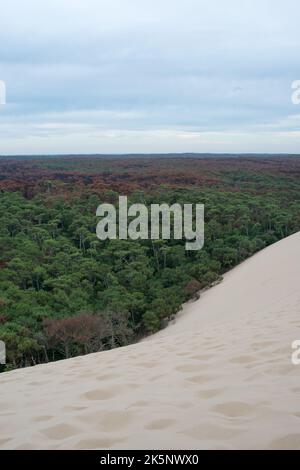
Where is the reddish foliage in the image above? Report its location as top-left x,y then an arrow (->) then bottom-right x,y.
43,314 -> 107,357
1,155 -> 299,199
184,279 -> 202,298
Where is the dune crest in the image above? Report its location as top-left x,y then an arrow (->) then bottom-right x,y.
0,232 -> 300,450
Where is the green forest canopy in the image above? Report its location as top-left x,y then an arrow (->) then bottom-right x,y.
0,156 -> 299,370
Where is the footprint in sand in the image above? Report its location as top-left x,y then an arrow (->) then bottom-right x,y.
190,354 -> 213,361
269,434 -> 300,450
74,437 -> 125,450
144,419 -> 175,430
64,405 -> 87,412
96,374 -> 116,381
186,375 -> 213,384
175,364 -> 202,373
41,423 -> 79,440
230,355 -> 257,364
0,411 -> 14,417
14,443 -> 36,450
82,389 -> 116,401
0,438 -> 12,447
212,401 -> 256,418
77,410 -> 134,432
124,383 -> 141,390
128,400 -> 149,408
197,388 -> 224,399
28,380 -> 49,386
176,351 -> 191,357
252,341 -> 274,350
136,362 -> 157,368
182,422 -> 243,440
149,374 -> 164,381
32,415 -> 53,423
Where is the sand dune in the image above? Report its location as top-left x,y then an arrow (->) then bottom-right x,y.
0,232 -> 300,450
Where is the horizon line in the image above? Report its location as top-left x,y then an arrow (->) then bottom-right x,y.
1,152 -> 300,159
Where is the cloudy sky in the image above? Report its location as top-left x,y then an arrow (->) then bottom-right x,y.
0,0 -> 300,155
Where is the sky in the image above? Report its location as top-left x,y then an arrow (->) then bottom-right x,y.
0,0 -> 300,155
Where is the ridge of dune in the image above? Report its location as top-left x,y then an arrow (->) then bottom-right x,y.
0,232 -> 300,450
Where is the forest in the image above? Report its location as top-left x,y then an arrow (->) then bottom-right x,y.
0,155 -> 300,371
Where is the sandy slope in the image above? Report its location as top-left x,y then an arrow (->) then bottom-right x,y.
0,232 -> 300,450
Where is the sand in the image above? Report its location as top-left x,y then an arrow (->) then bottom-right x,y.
0,232 -> 300,450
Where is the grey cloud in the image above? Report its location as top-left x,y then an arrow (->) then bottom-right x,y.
0,0 -> 300,153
